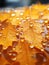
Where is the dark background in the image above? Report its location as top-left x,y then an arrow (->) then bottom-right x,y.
0,0 -> 49,8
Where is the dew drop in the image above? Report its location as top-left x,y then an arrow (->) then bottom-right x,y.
20,37 -> 25,43
12,41 -> 18,48
36,53 -> 47,65
0,33 -> 2,37
44,46 -> 49,53
44,20 -> 48,24
29,24 -> 33,28
20,12 -> 23,16
11,13 -> 15,16
12,57 -> 16,61
29,45 -> 34,49
16,33 -> 19,39
45,33 -> 49,40
8,51 -> 17,58
6,46 -> 12,52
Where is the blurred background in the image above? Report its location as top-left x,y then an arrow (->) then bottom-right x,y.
0,0 -> 49,8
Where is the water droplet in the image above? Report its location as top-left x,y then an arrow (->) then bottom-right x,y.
8,51 -> 17,58
36,53 -> 47,64
20,38 -> 25,42
41,49 -> 44,51
20,12 -> 23,16
47,8 -> 49,10
44,20 -> 48,24
2,49 -> 14,63
20,37 -> 25,42
0,20 -> 8,30
8,53 -> 12,56
11,13 -> 15,16
12,41 -> 18,48
16,33 -> 19,36
2,27 -> 5,30
20,31 -> 23,35
45,33 -> 49,40
15,25 -> 20,31
16,18 -> 19,20
40,12 -> 43,16
12,57 -> 16,61
29,22 -> 33,28
6,46 -> 12,52
20,27 -> 23,31
13,48 -> 16,51
16,33 -> 19,39
3,47 -> 7,50
44,46 -> 49,53
42,42 -> 46,46
47,25 -> 49,29
29,45 -> 34,49
26,16 -> 30,20
12,52 -> 17,57
31,54 -> 36,58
